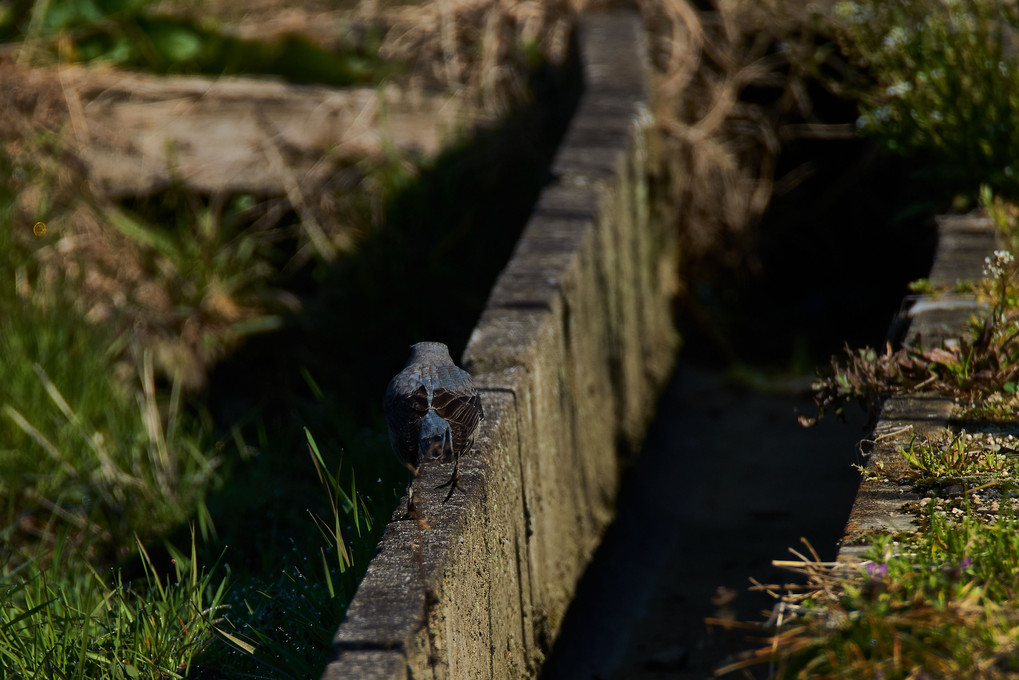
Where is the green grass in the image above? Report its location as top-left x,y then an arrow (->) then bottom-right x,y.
0,148 -> 235,677
2,0 -> 400,86
900,431 -> 1015,485
191,430 -> 386,679
0,158 -> 218,553
1,532 -> 227,680
0,157 -> 393,677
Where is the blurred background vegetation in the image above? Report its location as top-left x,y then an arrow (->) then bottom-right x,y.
3,0 -> 1019,677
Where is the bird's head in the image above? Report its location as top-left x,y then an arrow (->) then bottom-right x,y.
418,409 -> 454,464
408,341 -> 452,364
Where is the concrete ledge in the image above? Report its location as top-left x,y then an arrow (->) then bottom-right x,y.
324,11 -> 679,679
838,215 -> 998,562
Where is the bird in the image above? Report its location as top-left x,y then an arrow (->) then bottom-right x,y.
384,341 -> 484,506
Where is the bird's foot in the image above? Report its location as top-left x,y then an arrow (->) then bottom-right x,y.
404,504 -> 416,520
404,484 -> 422,520
435,470 -> 464,503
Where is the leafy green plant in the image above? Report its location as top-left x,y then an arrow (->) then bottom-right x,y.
831,0 -> 1019,196
1,0 -> 401,85
68,17 -> 401,85
2,0 -> 154,40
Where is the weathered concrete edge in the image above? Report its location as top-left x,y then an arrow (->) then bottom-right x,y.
838,214 -> 998,562
323,11 -> 679,679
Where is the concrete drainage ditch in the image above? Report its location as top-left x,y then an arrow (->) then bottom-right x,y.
837,215 -> 999,562
322,9 -> 1000,679
323,11 -> 680,680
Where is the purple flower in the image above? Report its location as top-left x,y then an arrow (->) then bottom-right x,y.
866,563 -> 888,578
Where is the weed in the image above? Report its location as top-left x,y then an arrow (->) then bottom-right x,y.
720,512 -> 1019,678
832,0 -> 1019,196
900,430 -> 1014,483
809,241 -> 1019,423
908,278 -> 939,295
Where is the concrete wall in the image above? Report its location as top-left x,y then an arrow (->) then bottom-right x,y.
838,214 -> 998,561
323,11 -> 680,679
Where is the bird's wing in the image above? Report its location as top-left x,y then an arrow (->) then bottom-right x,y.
384,379 -> 430,461
431,375 -> 483,455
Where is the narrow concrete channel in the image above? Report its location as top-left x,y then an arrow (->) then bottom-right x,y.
538,69 -> 942,676
539,362 -> 863,679
321,12 -> 945,675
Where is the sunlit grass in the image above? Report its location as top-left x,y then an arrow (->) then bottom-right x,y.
0,153 -> 222,553
0,531 -> 227,680
0,147 -> 235,676
900,431 -> 1015,483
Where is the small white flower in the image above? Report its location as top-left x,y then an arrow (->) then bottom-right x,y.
886,81 -> 912,97
984,251 -> 1014,279
883,27 -> 908,49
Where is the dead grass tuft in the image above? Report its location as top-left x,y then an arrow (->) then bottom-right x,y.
644,0 -> 855,269
370,0 -> 580,113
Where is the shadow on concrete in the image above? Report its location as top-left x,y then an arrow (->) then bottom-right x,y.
542,84 -> 941,679
541,364 -> 864,679
191,47 -> 582,573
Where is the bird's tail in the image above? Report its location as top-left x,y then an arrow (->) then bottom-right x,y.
418,409 -> 454,464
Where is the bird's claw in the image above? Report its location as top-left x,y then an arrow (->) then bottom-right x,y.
435,472 -> 464,503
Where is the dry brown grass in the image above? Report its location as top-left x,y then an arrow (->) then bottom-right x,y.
354,0 -> 580,113
642,0 -> 854,269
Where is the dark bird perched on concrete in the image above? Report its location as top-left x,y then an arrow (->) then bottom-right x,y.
384,341 -> 484,505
